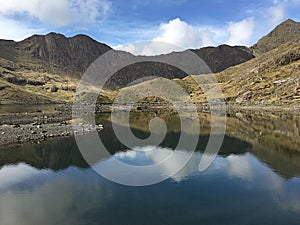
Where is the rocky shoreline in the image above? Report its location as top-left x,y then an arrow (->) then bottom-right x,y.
0,122 -> 73,147
1,102 -> 299,148
0,104 -> 104,148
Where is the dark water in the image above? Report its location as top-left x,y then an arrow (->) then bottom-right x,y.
0,113 -> 300,225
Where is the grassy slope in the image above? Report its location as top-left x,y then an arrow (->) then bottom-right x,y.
1,34 -> 300,106
252,19 -> 300,55
180,40 -> 300,105
109,40 -> 300,106
0,49 -> 79,104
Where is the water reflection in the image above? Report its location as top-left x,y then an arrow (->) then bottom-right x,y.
0,147 -> 300,225
0,112 -> 300,224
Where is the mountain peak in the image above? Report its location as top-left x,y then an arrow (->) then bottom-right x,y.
45,32 -> 66,38
23,32 -> 96,42
17,32 -> 111,74
252,19 -> 300,54
274,18 -> 298,30
282,18 -> 296,24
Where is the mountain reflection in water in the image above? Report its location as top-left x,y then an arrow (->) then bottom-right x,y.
0,112 -> 300,225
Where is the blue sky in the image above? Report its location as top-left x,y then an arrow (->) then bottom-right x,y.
0,0 -> 299,55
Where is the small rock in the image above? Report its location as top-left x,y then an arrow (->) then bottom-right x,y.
50,85 -> 58,92
13,124 -> 20,128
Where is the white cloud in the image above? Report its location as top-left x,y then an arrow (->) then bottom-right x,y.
145,18 -> 216,55
226,18 -> 255,46
268,4 -> 286,26
227,154 -> 253,180
153,18 -> 216,48
114,43 -> 142,55
116,18 -> 217,56
0,163 -> 46,189
0,167 -> 111,225
114,17 -> 257,56
0,0 -> 112,26
0,15 -> 42,41
115,0 -> 295,56
140,41 -> 185,56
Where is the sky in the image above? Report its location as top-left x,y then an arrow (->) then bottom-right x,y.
0,0 -> 299,55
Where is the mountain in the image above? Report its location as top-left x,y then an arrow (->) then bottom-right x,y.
252,19 -> 300,55
1,18 -> 299,105
192,45 -> 254,73
110,19 -> 300,105
0,32 -> 255,104
0,32 -> 254,75
174,39 -> 300,105
19,33 -> 112,75
0,32 -> 112,76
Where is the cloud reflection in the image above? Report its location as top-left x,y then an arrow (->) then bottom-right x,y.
227,154 -> 254,180
0,146 -> 299,225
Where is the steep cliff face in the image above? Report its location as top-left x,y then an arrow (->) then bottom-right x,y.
18,32 -> 112,74
192,45 -> 254,73
0,32 -> 254,76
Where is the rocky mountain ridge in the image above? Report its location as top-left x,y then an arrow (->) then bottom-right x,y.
252,19 -> 300,55
0,32 -> 254,76
0,19 -> 299,104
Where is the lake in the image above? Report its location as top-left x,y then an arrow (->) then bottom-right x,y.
0,112 -> 300,225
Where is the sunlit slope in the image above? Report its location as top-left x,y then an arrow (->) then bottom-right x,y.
180,40 -> 300,104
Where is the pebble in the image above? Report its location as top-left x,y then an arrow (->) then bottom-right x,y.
0,110 -> 104,145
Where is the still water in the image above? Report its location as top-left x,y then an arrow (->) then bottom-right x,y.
0,112 -> 300,225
